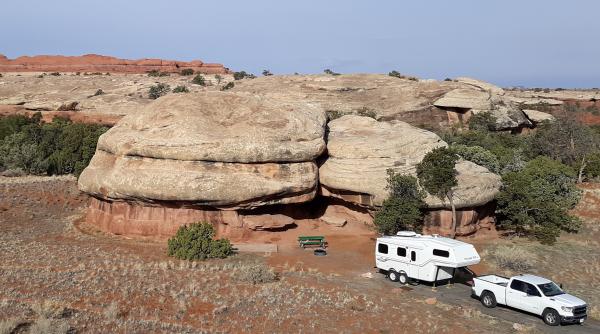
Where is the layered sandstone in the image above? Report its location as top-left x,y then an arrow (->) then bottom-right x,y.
78,92 -> 327,211
0,54 -> 229,74
319,115 -> 502,209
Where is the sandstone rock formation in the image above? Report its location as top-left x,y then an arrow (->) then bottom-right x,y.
523,109 -> 556,124
79,92 -> 327,209
320,115 -> 502,209
0,54 -> 229,74
433,81 -> 532,130
319,115 -> 502,236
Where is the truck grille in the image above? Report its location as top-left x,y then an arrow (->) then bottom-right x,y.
573,305 -> 587,317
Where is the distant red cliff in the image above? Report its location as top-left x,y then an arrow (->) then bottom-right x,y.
0,54 -> 230,74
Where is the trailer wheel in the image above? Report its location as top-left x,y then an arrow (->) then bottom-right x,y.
542,308 -> 560,326
480,291 -> 497,308
398,272 -> 409,285
388,270 -> 399,282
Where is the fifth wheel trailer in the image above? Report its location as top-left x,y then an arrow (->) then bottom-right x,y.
375,231 -> 481,284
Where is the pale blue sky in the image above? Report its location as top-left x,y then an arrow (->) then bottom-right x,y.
1,0 -> 599,88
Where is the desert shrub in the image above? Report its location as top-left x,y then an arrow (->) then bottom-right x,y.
355,107 -> 377,119
92,89 -> 104,97
29,317 -> 69,334
486,245 -> 537,272
221,82 -> 234,91
388,70 -> 404,78
49,72 -> 61,76
167,222 -> 235,260
496,156 -> 581,244
1,168 -> 26,177
233,71 -> 255,80
234,263 -> 277,284
374,171 -> 426,235
192,74 -> 206,86
214,74 -> 223,84
148,83 -> 170,99
528,117 -> 599,182
469,112 -> 497,131
326,110 -> 346,121
173,85 -> 189,93
262,69 -> 273,76
444,78 -> 453,81
450,144 -> 500,173
0,115 -> 108,176
323,69 -> 340,76
0,73 -> 2,78
584,152 -> 600,180
180,68 -> 194,76
57,101 -> 79,111
147,70 -> 169,77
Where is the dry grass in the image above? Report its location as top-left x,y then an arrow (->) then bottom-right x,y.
482,245 -> 537,273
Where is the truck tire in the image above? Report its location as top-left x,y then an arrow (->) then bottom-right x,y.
398,272 -> 409,285
480,291 -> 497,308
542,308 -> 560,326
388,270 -> 399,282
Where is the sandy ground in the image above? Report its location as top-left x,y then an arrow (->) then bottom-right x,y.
1,176 -> 598,333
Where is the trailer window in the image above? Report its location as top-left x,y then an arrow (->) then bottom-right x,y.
411,251 -> 416,262
378,243 -> 388,254
397,247 -> 406,257
433,249 -> 450,258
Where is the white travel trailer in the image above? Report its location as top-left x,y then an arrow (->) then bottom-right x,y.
375,231 -> 481,284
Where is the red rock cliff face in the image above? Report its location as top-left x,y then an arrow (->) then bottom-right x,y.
0,54 -> 229,74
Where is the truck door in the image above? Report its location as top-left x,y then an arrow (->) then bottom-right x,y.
506,279 -> 541,313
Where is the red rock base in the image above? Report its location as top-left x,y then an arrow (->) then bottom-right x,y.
423,203 -> 497,237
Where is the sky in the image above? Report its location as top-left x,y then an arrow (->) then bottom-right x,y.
1,0 -> 599,88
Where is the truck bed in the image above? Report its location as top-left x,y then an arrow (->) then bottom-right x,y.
475,275 -> 509,287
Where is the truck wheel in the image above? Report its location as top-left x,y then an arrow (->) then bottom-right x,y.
388,270 -> 399,282
398,272 -> 409,285
542,308 -> 560,326
480,291 -> 497,308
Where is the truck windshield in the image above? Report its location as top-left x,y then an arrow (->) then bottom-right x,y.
537,282 -> 564,297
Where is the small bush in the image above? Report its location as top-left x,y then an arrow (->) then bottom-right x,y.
356,107 -> 377,119
180,68 -> 194,76
1,168 -> 26,177
233,71 -> 256,80
326,110 -> 346,121
469,112 -> 497,131
173,85 -> 189,93
388,70 -> 405,78
444,78 -> 453,81
323,69 -> 340,76
214,74 -> 223,84
486,246 -> 536,272
192,74 -> 206,86
148,83 -> 170,99
234,263 -> 277,284
92,89 -> 104,97
49,72 -> 61,76
57,102 -> 79,111
167,222 -> 235,260
262,69 -> 273,76
221,82 -> 234,91
147,70 -> 169,77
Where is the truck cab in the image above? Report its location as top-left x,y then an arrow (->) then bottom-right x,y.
472,274 -> 587,326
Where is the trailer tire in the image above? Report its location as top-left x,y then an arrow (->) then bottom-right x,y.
398,272 -> 409,285
480,291 -> 497,308
542,308 -> 560,326
388,270 -> 399,282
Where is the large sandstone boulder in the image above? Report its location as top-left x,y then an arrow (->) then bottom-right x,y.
319,115 -> 502,209
79,92 -> 327,209
523,109 -> 556,124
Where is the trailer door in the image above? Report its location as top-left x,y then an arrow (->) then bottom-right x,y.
408,249 -> 419,278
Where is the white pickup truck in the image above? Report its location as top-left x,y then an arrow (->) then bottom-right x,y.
472,274 -> 587,326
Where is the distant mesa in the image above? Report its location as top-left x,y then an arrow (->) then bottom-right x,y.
0,53 -> 229,74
